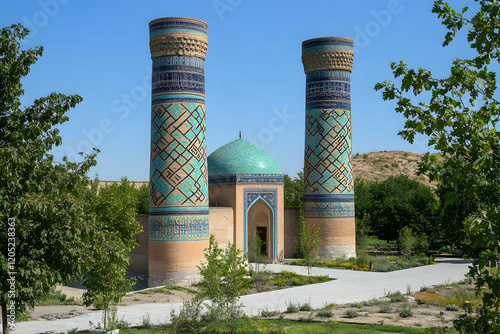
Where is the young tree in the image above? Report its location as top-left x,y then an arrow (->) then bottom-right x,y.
196,235 -> 250,332
375,0 -> 500,328
248,231 -> 268,292
294,210 -> 322,277
81,179 -> 142,330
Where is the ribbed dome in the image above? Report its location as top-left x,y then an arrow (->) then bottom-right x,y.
208,139 -> 282,175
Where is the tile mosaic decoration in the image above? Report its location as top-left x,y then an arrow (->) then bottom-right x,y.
302,37 -> 355,219
149,17 -> 209,241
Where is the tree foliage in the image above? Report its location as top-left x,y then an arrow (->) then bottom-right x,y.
284,171 -> 303,208
0,24 -> 141,333
196,235 -> 250,331
375,0 -> 500,327
354,175 -> 440,243
294,211 -> 321,276
81,178 -> 142,330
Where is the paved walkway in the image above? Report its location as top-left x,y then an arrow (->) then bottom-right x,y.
12,258 -> 471,334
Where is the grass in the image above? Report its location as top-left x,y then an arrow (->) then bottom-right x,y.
135,286 -> 197,295
72,318 -> 435,333
36,289 -> 80,306
411,280 -> 480,309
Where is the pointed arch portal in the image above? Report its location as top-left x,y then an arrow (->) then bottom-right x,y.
243,189 -> 277,260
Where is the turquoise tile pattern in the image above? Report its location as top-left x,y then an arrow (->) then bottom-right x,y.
208,139 -> 282,176
302,37 -> 355,219
149,17 -> 209,241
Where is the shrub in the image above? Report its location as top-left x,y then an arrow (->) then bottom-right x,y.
317,310 -> 333,318
285,303 -> 299,313
386,291 -> 406,303
344,309 -> 359,318
299,302 -> 312,311
445,304 -> 460,311
379,304 -> 393,313
399,306 -> 413,318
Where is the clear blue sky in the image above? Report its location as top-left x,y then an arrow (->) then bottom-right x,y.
1,0 -> 476,181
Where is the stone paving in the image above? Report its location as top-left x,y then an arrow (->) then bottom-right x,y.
11,258 -> 470,334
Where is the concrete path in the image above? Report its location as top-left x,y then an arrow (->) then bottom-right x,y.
12,258 -> 471,334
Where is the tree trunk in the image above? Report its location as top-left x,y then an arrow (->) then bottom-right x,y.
2,303 -> 10,334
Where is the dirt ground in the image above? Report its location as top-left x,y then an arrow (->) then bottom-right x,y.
24,283 -> 465,329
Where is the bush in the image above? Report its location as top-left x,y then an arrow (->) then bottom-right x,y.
445,304 -> 460,311
399,306 -> 413,318
299,302 -> 312,311
285,303 -> 299,313
386,291 -> 406,303
317,310 -> 333,318
344,309 -> 359,318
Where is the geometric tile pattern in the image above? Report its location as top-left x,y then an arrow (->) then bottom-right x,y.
243,188 -> 278,260
150,101 -> 208,207
304,108 -> 353,194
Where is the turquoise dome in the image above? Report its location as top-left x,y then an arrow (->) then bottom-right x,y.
208,139 -> 282,175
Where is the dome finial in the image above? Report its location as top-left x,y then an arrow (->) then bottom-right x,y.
239,131 -> 241,139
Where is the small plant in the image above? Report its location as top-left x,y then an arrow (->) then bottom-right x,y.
391,162 -> 399,167
415,297 -> 426,305
285,302 -> 299,313
322,303 -> 335,310
399,306 -> 413,318
260,309 -> 278,318
363,154 -> 368,159
386,291 -> 406,303
445,303 -> 460,311
139,313 -> 152,329
316,309 -> 333,318
299,302 -> 312,311
428,301 -> 439,307
344,309 -> 359,318
379,304 -> 393,313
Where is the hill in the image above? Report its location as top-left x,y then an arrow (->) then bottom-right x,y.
352,151 -> 443,187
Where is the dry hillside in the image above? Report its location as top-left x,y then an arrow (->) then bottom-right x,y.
352,151 -> 443,187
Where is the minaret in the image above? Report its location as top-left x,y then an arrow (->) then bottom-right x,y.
148,17 -> 209,286
301,37 -> 356,259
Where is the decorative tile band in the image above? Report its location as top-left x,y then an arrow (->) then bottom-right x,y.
149,214 -> 209,241
208,174 -> 284,185
149,17 -> 208,61
149,207 -> 209,215
304,201 -> 355,218
302,37 -> 354,73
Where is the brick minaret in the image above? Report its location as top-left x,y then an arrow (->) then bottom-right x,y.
301,37 -> 356,259
148,17 -> 209,286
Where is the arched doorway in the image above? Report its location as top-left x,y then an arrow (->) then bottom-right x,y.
247,198 -> 273,262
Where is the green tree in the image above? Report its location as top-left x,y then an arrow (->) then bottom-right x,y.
375,0 -> 500,329
284,171 -> 303,208
136,182 -> 149,214
0,24 -> 93,334
196,235 -> 250,332
247,231 -> 268,292
294,210 -> 322,277
81,178 -> 142,330
354,175 -> 440,243
398,226 -> 417,261
0,25 -> 142,334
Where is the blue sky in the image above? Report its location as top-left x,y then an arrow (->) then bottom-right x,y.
1,0 -> 476,181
